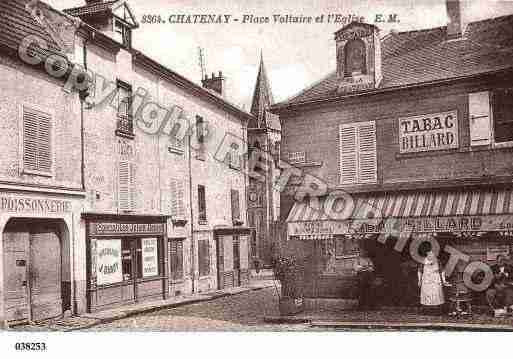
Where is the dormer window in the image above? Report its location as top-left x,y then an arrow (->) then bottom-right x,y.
344,39 -> 366,77
115,19 -> 131,48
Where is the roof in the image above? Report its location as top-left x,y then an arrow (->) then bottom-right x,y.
0,0 -> 64,58
275,15 -> 513,109
63,1 -> 118,17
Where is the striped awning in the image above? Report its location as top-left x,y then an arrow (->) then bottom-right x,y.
286,188 -> 513,238
287,188 -> 513,222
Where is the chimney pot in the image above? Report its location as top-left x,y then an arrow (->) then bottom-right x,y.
446,0 -> 462,39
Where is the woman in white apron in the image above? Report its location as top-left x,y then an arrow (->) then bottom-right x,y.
418,250 -> 448,314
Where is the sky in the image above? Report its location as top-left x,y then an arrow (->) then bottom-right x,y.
46,0 -> 513,109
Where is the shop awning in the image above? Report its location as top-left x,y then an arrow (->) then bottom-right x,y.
286,188 -> 513,238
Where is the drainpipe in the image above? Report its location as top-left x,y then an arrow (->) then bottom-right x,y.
188,130 -> 195,293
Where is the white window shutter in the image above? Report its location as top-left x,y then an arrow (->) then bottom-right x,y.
23,108 -> 39,171
177,179 -> 185,218
129,162 -> 137,210
339,124 -> 358,184
469,91 -> 491,146
170,178 -> 186,219
118,161 -> 130,211
357,121 -> 377,183
22,106 -> 52,173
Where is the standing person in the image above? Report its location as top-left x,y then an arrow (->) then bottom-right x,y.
355,252 -> 375,310
418,250 -> 449,315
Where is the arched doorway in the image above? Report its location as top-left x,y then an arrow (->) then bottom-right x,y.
3,218 -> 70,322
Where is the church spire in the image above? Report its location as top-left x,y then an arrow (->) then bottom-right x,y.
250,52 -> 274,128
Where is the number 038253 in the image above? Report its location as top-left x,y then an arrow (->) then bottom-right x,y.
14,342 -> 47,351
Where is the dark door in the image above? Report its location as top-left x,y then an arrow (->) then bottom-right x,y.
233,236 -> 241,287
216,235 -> 224,290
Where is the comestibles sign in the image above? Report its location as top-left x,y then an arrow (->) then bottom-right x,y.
398,110 -> 458,153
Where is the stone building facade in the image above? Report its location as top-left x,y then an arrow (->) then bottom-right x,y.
273,0 -> 513,305
0,0 -> 254,323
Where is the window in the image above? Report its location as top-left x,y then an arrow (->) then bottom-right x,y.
198,185 -> 207,223
119,161 -> 136,212
288,151 -> 306,164
344,39 -> 366,76
228,143 -> 241,169
21,105 -> 53,175
195,115 -> 206,160
169,135 -> 184,154
198,239 -> 210,276
170,178 -> 186,219
116,80 -> 133,137
231,189 -> 241,223
469,89 -> 513,147
169,239 -> 184,280
115,19 -> 131,48
493,89 -> 513,144
339,121 -> 377,185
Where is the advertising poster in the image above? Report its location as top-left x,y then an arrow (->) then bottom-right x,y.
142,237 -> 159,277
96,239 -> 122,285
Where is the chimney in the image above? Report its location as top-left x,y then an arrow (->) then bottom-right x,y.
446,0 -> 462,39
202,71 -> 224,96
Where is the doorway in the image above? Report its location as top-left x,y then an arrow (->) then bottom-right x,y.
233,236 -> 241,287
3,219 -> 66,322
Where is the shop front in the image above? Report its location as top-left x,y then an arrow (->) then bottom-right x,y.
84,214 -> 168,312
214,226 -> 252,290
0,192 -> 82,323
286,188 -> 513,305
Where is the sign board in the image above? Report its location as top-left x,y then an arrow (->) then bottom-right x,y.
487,245 -> 510,261
399,110 -> 458,153
96,239 -> 122,285
89,222 -> 165,236
0,196 -> 72,213
288,214 -> 513,238
142,238 -> 159,277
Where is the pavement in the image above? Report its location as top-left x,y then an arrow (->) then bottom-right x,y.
7,277 -> 513,331
7,279 -> 281,332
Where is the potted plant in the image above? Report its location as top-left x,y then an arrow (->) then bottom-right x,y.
274,256 -> 305,315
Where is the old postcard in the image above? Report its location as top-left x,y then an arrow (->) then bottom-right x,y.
1,0 -> 513,356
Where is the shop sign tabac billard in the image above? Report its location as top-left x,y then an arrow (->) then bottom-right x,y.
399,110 -> 459,153
96,239 -> 123,285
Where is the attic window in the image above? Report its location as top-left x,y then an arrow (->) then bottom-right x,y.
344,39 -> 366,77
115,19 -> 131,48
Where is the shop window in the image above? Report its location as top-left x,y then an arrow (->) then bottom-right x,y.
118,161 -> 136,212
170,178 -> 186,220
116,80 -> 133,137
139,238 -> 160,278
339,121 -> 377,185
335,236 -> 360,258
122,240 -> 133,281
21,104 -> 53,176
198,185 -> 207,223
114,19 -> 132,48
169,239 -> 184,280
231,189 -> 241,223
198,239 -> 210,276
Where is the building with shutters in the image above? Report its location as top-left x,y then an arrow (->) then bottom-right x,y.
0,0 -> 254,322
272,0 -> 513,305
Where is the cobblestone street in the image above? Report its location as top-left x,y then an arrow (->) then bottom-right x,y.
85,287 -> 309,331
